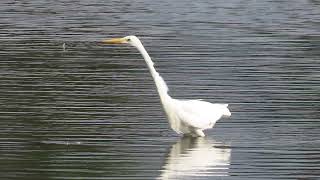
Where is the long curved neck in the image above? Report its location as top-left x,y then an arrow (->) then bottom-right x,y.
135,43 -> 171,102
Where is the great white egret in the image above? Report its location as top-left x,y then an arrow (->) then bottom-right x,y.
103,36 -> 231,137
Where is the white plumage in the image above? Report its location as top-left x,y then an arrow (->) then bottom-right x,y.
103,35 -> 231,137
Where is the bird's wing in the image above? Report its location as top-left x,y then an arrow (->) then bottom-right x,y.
175,100 -> 225,129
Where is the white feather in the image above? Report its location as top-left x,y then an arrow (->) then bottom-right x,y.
107,35 -> 231,137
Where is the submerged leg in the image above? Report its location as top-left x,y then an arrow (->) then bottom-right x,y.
195,129 -> 205,137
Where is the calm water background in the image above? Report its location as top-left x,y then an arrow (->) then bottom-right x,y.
1,0 -> 320,179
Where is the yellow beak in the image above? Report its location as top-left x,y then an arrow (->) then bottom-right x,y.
102,37 -> 126,44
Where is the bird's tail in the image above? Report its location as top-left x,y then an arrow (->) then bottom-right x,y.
222,104 -> 231,117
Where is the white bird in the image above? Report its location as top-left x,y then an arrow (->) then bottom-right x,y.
103,36 -> 231,137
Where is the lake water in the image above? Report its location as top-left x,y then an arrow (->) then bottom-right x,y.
1,0 -> 320,179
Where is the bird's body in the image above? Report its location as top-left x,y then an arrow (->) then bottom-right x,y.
103,36 -> 231,137
163,98 -> 230,137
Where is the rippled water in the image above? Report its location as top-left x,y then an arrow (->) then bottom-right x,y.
1,0 -> 320,179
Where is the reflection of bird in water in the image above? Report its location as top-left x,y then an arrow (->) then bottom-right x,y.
158,137 -> 231,179
62,43 -> 66,51
102,36 -> 231,137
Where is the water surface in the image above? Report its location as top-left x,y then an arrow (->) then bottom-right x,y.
1,0 -> 320,179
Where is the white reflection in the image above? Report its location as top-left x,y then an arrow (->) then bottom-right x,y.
159,137 -> 231,179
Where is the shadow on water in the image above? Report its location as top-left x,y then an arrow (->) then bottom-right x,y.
159,137 -> 231,179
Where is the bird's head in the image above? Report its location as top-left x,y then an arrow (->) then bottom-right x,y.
102,35 -> 142,48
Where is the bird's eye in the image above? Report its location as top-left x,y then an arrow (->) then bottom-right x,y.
127,38 -> 131,42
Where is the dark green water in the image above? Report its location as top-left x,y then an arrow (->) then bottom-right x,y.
1,0 -> 320,179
